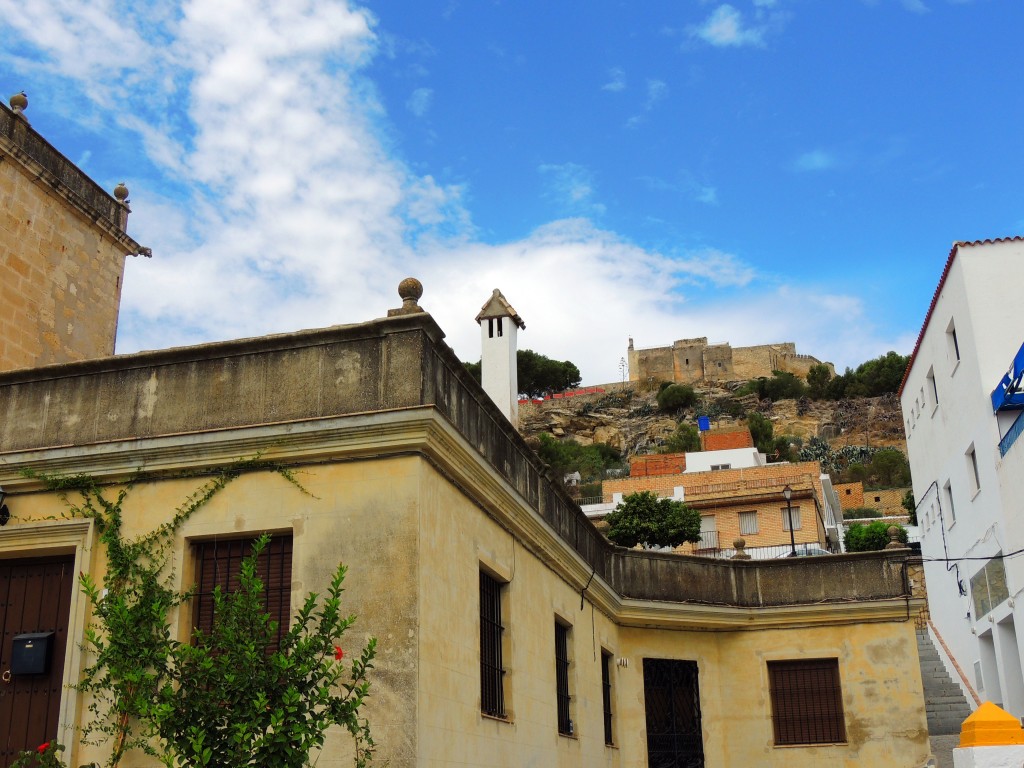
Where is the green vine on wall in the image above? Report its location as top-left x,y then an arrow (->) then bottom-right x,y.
14,459 -> 376,768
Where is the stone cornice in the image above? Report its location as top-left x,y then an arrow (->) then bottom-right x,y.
0,104 -> 145,257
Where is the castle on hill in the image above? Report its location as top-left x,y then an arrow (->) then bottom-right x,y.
628,336 -> 833,385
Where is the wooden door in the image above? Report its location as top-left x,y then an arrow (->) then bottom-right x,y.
0,556 -> 75,766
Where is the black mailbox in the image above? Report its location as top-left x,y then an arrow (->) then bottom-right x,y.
10,632 -> 55,675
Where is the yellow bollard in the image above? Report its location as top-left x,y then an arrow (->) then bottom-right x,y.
959,701 -> 1024,747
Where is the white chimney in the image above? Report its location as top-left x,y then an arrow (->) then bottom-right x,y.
475,288 -> 525,426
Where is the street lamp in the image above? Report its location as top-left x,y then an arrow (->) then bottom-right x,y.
783,484 -> 796,557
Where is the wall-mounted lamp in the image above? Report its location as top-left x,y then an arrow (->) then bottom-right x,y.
0,488 -> 8,526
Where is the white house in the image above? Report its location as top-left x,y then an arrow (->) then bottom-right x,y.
900,236 -> 1024,716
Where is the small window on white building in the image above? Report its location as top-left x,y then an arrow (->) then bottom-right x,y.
710,463 -> 731,471
780,506 -> 801,531
927,367 -> 939,407
967,445 -> 981,495
947,319 -> 961,366
739,511 -> 759,535
944,481 -> 956,524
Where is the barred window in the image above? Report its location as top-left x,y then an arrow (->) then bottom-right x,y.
192,535 -> 293,651
601,650 -> 614,745
768,659 -> 846,745
555,621 -> 572,735
480,571 -> 506,718
739,511 -> 759,536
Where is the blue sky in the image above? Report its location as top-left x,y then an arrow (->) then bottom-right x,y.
3,0 -> 1021,384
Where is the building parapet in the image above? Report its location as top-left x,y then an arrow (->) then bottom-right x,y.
0,310 -> 912,610
0,101 -> 144,254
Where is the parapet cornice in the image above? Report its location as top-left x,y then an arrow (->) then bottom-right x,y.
0,101 -> 145,256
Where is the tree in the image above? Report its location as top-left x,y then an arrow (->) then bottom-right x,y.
835,448 -> 911,489
825,352 -> 910,400
746,412 -> 774,455
659,423 -> 701,453
604,491 -> 702,549
806,364 -> 832,400
535,434 -> 622,483
737,372 -> 806,402
902,490 -> 917,525
463,350 -> 582,397
844,521 -> 908,552
656,384 -> 697,413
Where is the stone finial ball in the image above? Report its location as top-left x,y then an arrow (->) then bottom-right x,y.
113,182 -> 129,202
398,277 -> 423,302
9,92 -> 27,111
733,538 -> 746,550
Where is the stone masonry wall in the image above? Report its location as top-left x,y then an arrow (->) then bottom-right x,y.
0,103 -> 138,373
631,337 -> 832,385
0,158 -> 126,370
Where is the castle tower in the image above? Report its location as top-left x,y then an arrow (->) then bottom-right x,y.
476,288 -> 524,426
0,93 -> 149,372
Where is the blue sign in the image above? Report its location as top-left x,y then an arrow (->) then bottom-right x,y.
697,416 -> 711,432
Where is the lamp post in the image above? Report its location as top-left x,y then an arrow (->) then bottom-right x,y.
783,484 -> 797,557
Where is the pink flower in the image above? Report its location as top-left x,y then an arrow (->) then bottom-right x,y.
334,646 -> 344,660
37,743 -> 50,754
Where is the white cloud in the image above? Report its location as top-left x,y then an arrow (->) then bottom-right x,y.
602,67 -> 626,92
691,5 -> 766,48
901,0 -> 930,12
794,149 -> 836,172
406,87 -> 433,116
645,79 -> 668,109
538,163 -> 606,217
3,0 -> 899,384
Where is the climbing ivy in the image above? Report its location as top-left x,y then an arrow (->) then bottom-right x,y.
12,460 -> 375,768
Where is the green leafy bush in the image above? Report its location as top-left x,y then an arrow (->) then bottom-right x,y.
842,507 -> 882,519
659,423 -> 701,453
154,535 -> 376,768
737,371 -> 807,402
657,384 -> 697,413
604,491 -> 701,549
844,521 -> 908,552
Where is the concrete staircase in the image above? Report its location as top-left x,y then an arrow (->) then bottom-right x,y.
917,628 -> 974,735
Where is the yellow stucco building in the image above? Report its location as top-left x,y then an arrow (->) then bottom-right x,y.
0,286 -> 933,767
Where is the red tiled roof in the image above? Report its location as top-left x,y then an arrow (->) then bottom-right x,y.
898,236 -> 1024,396
703,427 -> 754,451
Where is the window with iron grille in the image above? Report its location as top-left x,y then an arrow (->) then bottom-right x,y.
739,511 -> 759,535
768,659 -> 846,745
601,649 -> 614,745
555,620 -> 572,735
192,534 -> 293,651
480,571 -> 506,718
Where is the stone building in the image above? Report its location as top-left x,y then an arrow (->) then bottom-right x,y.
0,94 -> 149,373
628,336 -> 833,386
0,283 -> 935,767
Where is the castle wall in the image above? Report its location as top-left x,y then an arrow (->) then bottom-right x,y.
631,336 -> 832,385
701,343 -> 733,382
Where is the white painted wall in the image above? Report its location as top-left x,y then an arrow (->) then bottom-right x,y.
480,314 -> 519,426
902,238 -> 1024,717
683,447 -> 764,472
